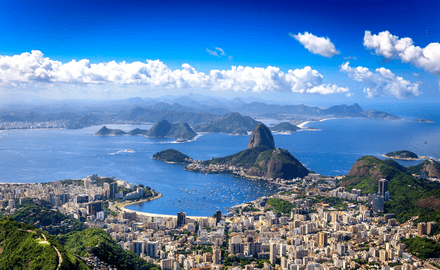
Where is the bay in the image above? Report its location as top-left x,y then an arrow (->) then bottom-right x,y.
1,108 -> 440,216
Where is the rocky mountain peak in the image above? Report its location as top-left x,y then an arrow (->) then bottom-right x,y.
247,124 -> 275,150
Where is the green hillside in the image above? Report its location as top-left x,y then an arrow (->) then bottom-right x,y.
0,217 -> 88,270
340,156 -> 440,223
12,203 -> 85,235
204,145 -> 271,167
57,228 -> 160,270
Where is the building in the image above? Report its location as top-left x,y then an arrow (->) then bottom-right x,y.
87,201 -> 103,216
317,231 -> 327,247
146,241 -> 158,258
177,212 -> 186,226
270,242 -> 277,265
379,179 -> 388,199
213,248 -> 221,264
132,240 -> 144,256
418,222 -> 427,237
160,258 -> 175,270
216,210 -> 222,224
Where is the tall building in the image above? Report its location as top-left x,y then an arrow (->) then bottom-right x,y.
213,248 -> 221,264
109,182 -> 118,199
317,231 -> 327,247
146,241 -> 158,258
270,242 -> 277,265
378,179 -> 388,197
216,210 -> 222,224
418,222 -> 427,237
177,212 -> 186,226
132,240 -> 144,256
87,201 -> 103,216
247,242 -> 262,258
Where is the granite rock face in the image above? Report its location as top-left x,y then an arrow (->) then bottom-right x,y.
247,124 -> 275,150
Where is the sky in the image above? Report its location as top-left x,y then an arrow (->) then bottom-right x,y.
0,0 -> 439,106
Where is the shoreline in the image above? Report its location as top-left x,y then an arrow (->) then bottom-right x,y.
118,193 -> 209,219
297,118 -> 336,128
382,154 -> 422,161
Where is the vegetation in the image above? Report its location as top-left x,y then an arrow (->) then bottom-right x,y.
205,145 -> 271,167
58,228 -> 160,270
270,122 -> 300,133
0,217 -> 88,270
153,149 -> 194,164
340,156 -> 440,223
384,150 -> 418,159
12,203 -> 85,235
194,112 -> 261,134
266,198 -> 295,214
402,237 -> 440,260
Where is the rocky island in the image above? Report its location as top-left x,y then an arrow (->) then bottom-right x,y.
270,122 -> 301,133
384,150 -> 419,160
94,120 -> 197,141
152,149 -> 194,164
154,123 -> 309,181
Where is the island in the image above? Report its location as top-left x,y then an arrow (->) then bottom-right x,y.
152,149 -> 194,164
95,120 -> 197,141
414,118 -> 434,123
383,150 -> 419,160
270,122 -> 301,133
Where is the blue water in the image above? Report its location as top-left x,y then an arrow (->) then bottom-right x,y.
1,107 -> 440,216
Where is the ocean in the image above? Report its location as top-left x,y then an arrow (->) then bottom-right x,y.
1,105 -> 439,216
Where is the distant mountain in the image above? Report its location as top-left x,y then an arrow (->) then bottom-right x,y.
126,107 -> 217,126
359,110 -> 400,120
0,217 -> 88,270
153,149 -> 194,164
194,112 -> 261,135
146,120 -> 197,140
127,128 -> 149,135
270,122 -> 301,133
248,124 -> 275,149
322,103 -> 363,116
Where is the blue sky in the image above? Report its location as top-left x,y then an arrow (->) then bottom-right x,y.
0,0 -> 439,105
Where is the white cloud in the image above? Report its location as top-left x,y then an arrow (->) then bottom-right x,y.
206,48 -> 218,57
215,47 -> 226,56
0,50 -> 348,95
207,47 -> 230,59
364,31 -> 440,76
346,92 -> 354,97
341,61 -> 421,99
343,56 -> 358,60
290,32 -> 340,58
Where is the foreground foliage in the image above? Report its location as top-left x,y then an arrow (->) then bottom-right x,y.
57,228 -> 160,270
0,217 -> 88,270
402,237 -> 440,260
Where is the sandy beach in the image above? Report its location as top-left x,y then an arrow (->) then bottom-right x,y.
118,193 -> 209,220
297,118 -> 335,128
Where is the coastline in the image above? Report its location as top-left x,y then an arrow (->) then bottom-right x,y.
297,117 -> 336,128
381,154 -> 422,161
118,193 -> 209,219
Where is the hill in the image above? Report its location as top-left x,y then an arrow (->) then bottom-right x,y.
340,156 -> 440,223
95,125 -> 127,136
201,125 -> 309,180
153,149 -> 194,164
194,112 -> 261,135
384,150 -> 418,160
270,122 -> 301,133
407,159 -> 440,178
12,202 -> 85,235
0,217 -> 88,270
57,228 -> 159,270
248,124 -> 275,149
146,120 -> 197,140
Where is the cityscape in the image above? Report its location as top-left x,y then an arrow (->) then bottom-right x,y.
1,0 -> 440,269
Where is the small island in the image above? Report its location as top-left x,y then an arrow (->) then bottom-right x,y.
270,122 -> 300,133
152,149 -> 194,164
384,150 -> 419,160
414,118 -> 434,123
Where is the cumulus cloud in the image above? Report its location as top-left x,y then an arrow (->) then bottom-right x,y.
0,50 -> 348,95
341,62 -> 420,99
364,31 -> 440,76
290,32 -> 340,58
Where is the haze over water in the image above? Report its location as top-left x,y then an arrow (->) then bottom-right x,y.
1,106 -> 439,216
